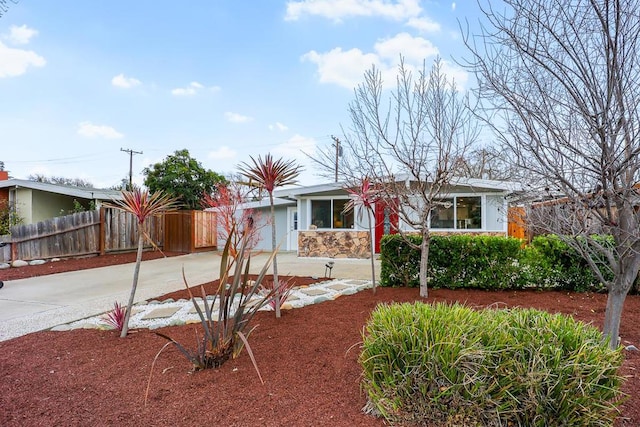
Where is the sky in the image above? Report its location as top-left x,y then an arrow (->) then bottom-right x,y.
0,0 -> 483,189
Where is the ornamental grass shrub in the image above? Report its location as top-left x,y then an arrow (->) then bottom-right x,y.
360,302 -> 624,426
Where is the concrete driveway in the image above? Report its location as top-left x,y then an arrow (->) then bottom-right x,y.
0,251 -> 379,342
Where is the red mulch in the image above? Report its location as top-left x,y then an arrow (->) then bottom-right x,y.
0,250 -> 185,281
1,254 -> 639,426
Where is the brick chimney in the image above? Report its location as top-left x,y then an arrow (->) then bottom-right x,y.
0,171 -> 8,181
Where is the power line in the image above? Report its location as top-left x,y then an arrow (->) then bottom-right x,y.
121,148 -> 143,190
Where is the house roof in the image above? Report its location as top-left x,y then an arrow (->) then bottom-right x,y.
274,177 -> 522,199
0,179 -> 123,201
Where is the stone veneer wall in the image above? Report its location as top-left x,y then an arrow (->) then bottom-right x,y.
298,230 -> 371,259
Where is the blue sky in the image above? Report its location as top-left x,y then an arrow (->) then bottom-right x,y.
1,0 -> 481,188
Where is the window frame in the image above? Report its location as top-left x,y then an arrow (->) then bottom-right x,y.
308,197 -> 355,230
429,195 -> 484,231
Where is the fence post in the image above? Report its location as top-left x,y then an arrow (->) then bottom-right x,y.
99,207 -> 106,255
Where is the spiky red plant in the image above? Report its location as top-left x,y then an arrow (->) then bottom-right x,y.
344,177 -> 380,293
103,301 -> 127,332
108,188 -> 180,337
238,154 -> 302,318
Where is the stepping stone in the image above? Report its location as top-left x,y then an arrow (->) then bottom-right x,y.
142,306 -> 181,320
284,294 -> 299,301
345,280 -> 367,285
300,288 -> 328,296
188,303 -> 219,314
327,284 -> 351,291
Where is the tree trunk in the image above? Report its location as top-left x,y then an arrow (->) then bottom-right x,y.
602,286 -> 627,350
419,228 -> 430,298
366,208 -> 376,294
270,193 -> 281,318
121,232 -> 144,337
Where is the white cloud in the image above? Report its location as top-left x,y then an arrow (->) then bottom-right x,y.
77,122 -> 124,139
111,73 -> 141,88
224,112 -> 253,123
285,0 -> 422,22
302,47 -> 380,89
302,32 -> 449,89
269,122 -> 289,132
0,41 -> 46,78
171,81 -> 219,96
6,25 -> 38,45
452,2 -> 457,11
406,17 -> 441,33
208,146 -> 237,160
374,32 -> 439,62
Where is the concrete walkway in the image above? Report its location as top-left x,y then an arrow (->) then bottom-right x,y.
0,251 -> 380,342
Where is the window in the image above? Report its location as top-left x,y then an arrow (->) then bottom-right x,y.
431,196 -> 482,229
456,197 -> 481,229
311,199 -> 354,229
430,198 -> 454,228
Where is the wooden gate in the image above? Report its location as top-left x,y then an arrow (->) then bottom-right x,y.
164,210 -> 217,253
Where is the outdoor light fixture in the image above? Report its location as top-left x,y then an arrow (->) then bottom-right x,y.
325,261 -> 335,278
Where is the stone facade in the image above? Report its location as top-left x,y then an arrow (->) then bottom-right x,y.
298,230 -> 371,259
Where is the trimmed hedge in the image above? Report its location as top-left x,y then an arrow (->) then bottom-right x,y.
361,302 -> 624,426
380,234 -> 524,289
379,234 -> 612,292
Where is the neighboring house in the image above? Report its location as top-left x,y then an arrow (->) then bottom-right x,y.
224,177 -> 521,259
0,173 -> 122,225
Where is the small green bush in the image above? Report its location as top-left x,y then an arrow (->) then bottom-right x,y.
360,302 -> 624,426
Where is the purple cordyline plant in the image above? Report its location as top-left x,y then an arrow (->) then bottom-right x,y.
238,154 -> 302,319
103,301 -> 127,332
108,188 -> 180,337
344,177 -> 380,293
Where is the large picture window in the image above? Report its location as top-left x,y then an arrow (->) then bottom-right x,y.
430,196 -> 481,229
311,199 -> 354,229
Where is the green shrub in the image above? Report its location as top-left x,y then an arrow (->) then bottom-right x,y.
379,234 -> 422,287
530,235 -> 608,292
379,234 -> 525,289
360,302 -> 624,426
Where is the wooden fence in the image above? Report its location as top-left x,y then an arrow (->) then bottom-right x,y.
4,207 -> 166,262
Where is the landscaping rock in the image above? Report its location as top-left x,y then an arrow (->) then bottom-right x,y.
11,260 -> 28,268
51,258 -> 61,262
626,345 -> 639,351
29,260 -> 46,266
0,263 -> 10,270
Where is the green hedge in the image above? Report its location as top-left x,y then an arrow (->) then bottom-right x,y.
360,302 -> 624,426
380,234 -> 525,289
379,234 -> 612,292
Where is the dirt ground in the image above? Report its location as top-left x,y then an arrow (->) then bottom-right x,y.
1,253 -> 639,426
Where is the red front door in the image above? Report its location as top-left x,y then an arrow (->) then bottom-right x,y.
374,199 -> 398,253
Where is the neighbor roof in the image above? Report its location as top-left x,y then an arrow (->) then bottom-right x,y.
0,179 -> 123,201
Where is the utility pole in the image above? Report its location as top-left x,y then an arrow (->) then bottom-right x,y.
120,148 -> 143,190
331,135 -> 341,183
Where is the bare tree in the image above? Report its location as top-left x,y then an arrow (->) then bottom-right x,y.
465,0 -> 640,348
452,145 -> 523,181
315,57 -> 479,297
28,174 -> 95,188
